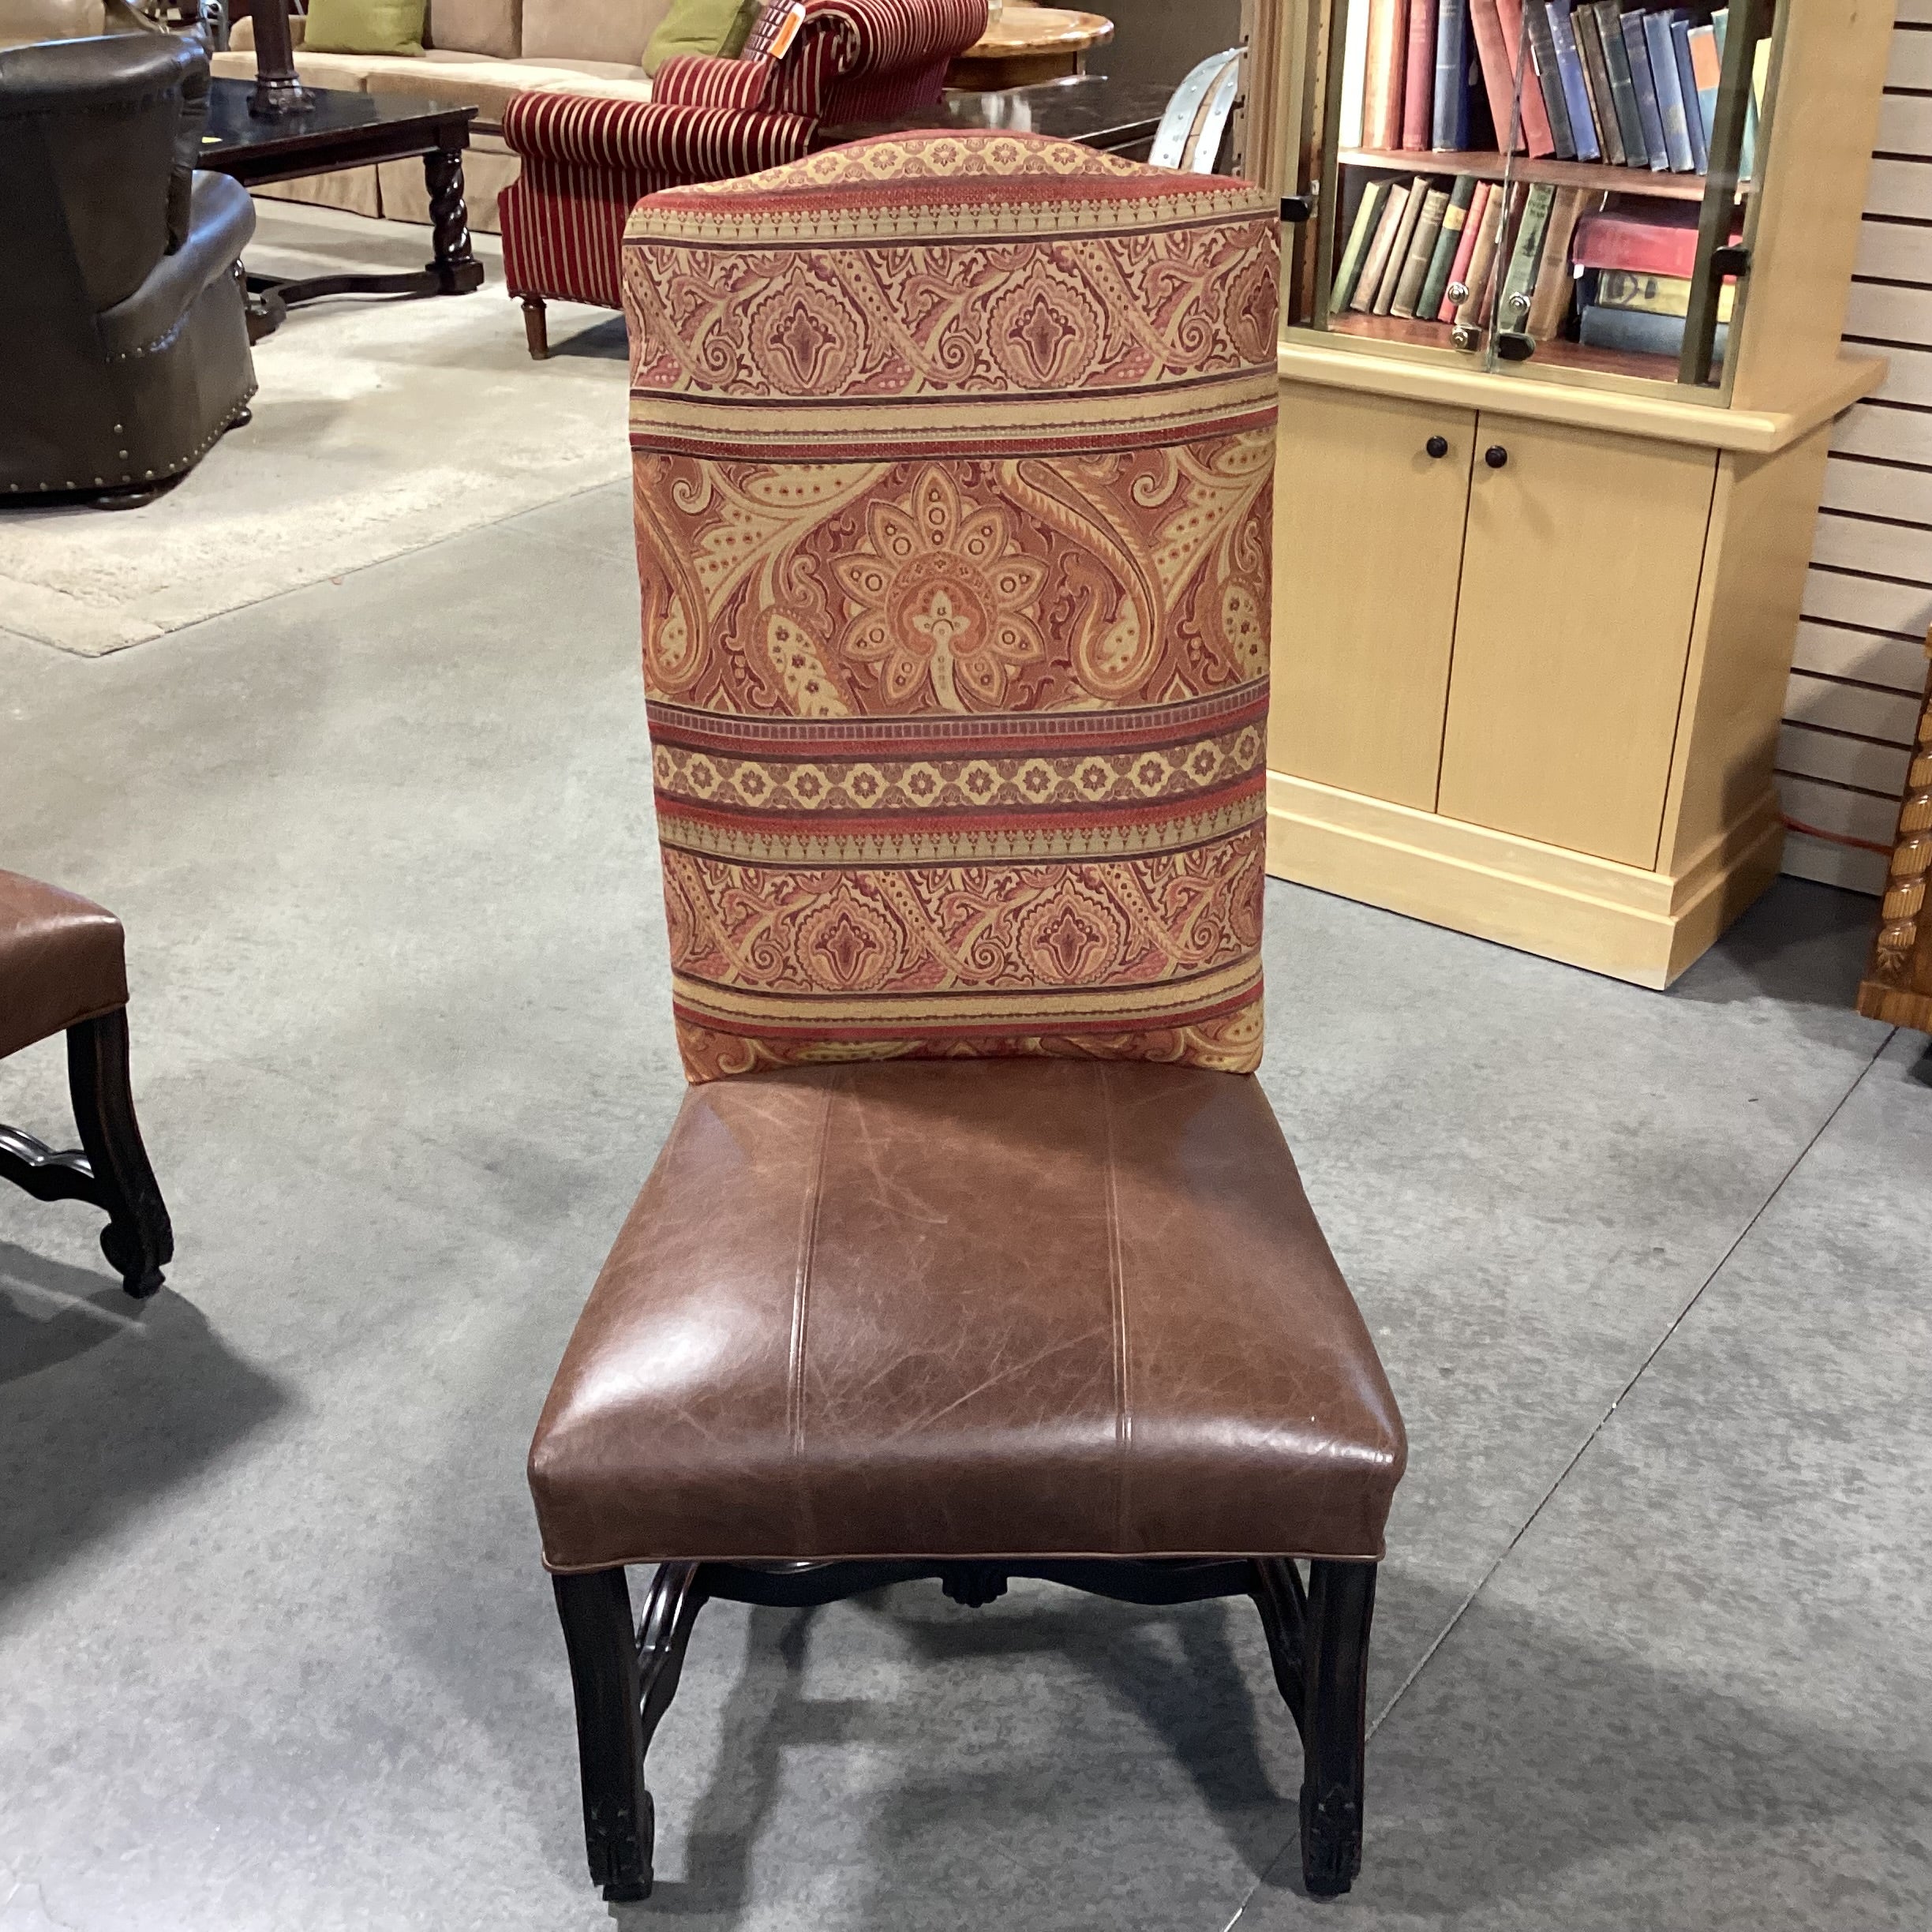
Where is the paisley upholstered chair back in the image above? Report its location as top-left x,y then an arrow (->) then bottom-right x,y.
621,132 -> 1279,1083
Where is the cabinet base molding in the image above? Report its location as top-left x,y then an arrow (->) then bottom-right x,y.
1265,771 -> 1785,989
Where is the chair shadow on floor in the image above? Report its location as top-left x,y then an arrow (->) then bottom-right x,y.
0,1239 -> 287,1609
590,1567 -> 1926,1928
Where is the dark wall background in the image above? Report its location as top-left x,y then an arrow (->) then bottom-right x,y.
1080,0 -> 1245,90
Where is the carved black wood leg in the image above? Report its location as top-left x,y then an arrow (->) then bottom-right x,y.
423,144 -> 485,297
1298,1559 -> 1376,1898
554,1569 -> 653,1901
67,1011 -> 173,1300
1249,1556 -> 1307,1737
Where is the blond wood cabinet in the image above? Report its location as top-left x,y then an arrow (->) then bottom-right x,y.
1241,0 -> 1898,987
1438,417 -> 1717,868
1271,387 -> 1473,808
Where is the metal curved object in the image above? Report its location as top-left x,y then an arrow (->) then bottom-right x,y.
1151,47 -> 1242,174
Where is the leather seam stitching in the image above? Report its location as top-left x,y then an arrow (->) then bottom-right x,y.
786,1073 -> 837,1546
1100,1063 -> 1130,1549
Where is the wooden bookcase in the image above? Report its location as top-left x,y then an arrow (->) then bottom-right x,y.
1237,0 -> 1897,986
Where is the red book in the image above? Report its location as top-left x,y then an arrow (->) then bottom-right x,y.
1470,0 -> 1523,155
1403,0 -> 1437,151
1439,180 -> 1492,319
1572,205 -> 1739,279
1363,0 -> 1407,152
1493,0 -> 1556,159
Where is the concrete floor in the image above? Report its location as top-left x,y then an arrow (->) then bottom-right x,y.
2,474 -> 1930,1931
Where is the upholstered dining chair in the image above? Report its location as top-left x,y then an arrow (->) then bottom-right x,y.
526,131 -> 1406,1904
0,870 -> 173,1298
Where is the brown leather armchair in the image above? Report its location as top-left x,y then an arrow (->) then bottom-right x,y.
0,871 -> 173,1297
526,132 -> 1406,1903
0,32 -> 256,504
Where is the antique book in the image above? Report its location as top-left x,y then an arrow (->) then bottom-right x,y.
1439,178 -> 1493,318
1392,183 -> 1454,316
1593,0 -> 1651,167
1455,180 -> 1519,329
1371,175 -> 1432,313
1469,0 -> 1523,151
1544,2 -> 1601,160
1403,0 -> 1439,149
1596,268 -> 1736,321
1523,2 -> 1577,159
1669,13 -> 1708,171
1621,8 -> 1672,169
1645,9 -> 1696,170
1497,180 -> 1557,327
1351,178 -> 1413,311
1432,0 -> 1472,149
1526,183 -> 1589,337
1578,303 -> 1728,359
1418,174 -> 1478,317
1494,0 -> 1558,155
1364,0 -> 1409,151
1330,178 -> 1392,313
1687,21 -> 1720,148
1574,5 -> 1625,166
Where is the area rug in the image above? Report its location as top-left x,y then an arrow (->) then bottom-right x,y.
0,204 -> 631,657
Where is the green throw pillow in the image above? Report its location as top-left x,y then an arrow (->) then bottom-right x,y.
643,0 -> 765,77
302,0 -> 426,56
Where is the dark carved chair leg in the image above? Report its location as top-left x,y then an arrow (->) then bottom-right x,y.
522,295 -> 549,361
1299,1559 -> 1376,1898
554,1563 -> 708,1901
554,1569 -> 653,1900
67,1011 -> 173,1300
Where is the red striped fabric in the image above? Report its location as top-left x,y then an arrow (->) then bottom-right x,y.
500,2 -> 987,313
502,92 -> 812,306
653,53 -> 769,109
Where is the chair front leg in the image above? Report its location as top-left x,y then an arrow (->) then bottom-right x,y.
1299,1559 -> 1376,1898
553,1563 -> 708,1901
67,1010 -> 172,1301
553,1568 -> 653,1900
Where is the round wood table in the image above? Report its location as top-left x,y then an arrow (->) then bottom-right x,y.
947,7 -> 1115,90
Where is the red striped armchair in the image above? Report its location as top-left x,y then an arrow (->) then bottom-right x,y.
500,0 -> 988,358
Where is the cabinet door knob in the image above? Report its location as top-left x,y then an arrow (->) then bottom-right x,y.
1485,444 -> 1509,470
1425,435 -> 1449,459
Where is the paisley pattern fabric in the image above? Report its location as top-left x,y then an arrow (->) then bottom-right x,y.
623,132 -> 1279,1082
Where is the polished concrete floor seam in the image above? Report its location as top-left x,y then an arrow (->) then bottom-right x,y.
1219,1026 -> 1904,1930
1365,1020 -> 1899,1735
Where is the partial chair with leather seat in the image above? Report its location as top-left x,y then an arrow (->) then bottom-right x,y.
0,32 -> 256,505
0,871 -> 174,1299
526,132 -> 1407,1903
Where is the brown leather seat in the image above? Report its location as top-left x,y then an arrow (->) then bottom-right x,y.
0,869 -> 129,1063
530,1060 -> 1406,1574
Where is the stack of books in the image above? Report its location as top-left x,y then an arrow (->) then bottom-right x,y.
1339,2 -> 1766,178
1572,202 -> 1734,358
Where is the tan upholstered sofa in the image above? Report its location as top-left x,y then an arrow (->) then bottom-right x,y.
212,0 -> 674,230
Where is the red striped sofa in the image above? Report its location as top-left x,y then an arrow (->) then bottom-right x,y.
500,0 -> 988,357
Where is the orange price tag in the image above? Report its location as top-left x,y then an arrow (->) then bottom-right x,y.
764,0 -> 807,59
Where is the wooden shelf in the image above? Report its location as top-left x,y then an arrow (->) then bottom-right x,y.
1339,147 -> 1742,204
1326,311 -> 1686,383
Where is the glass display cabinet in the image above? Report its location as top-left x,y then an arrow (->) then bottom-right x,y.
1237,0 -> 1899,987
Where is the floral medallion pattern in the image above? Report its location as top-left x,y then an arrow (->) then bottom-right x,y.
623,132 -> 1279,1082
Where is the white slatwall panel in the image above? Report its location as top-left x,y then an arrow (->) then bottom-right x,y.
1782,12 -> 1932,893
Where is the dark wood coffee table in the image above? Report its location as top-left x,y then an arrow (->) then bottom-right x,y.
200,79 -> 485,337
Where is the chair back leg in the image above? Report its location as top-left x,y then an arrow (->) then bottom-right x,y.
67,1009 -> 173,1300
